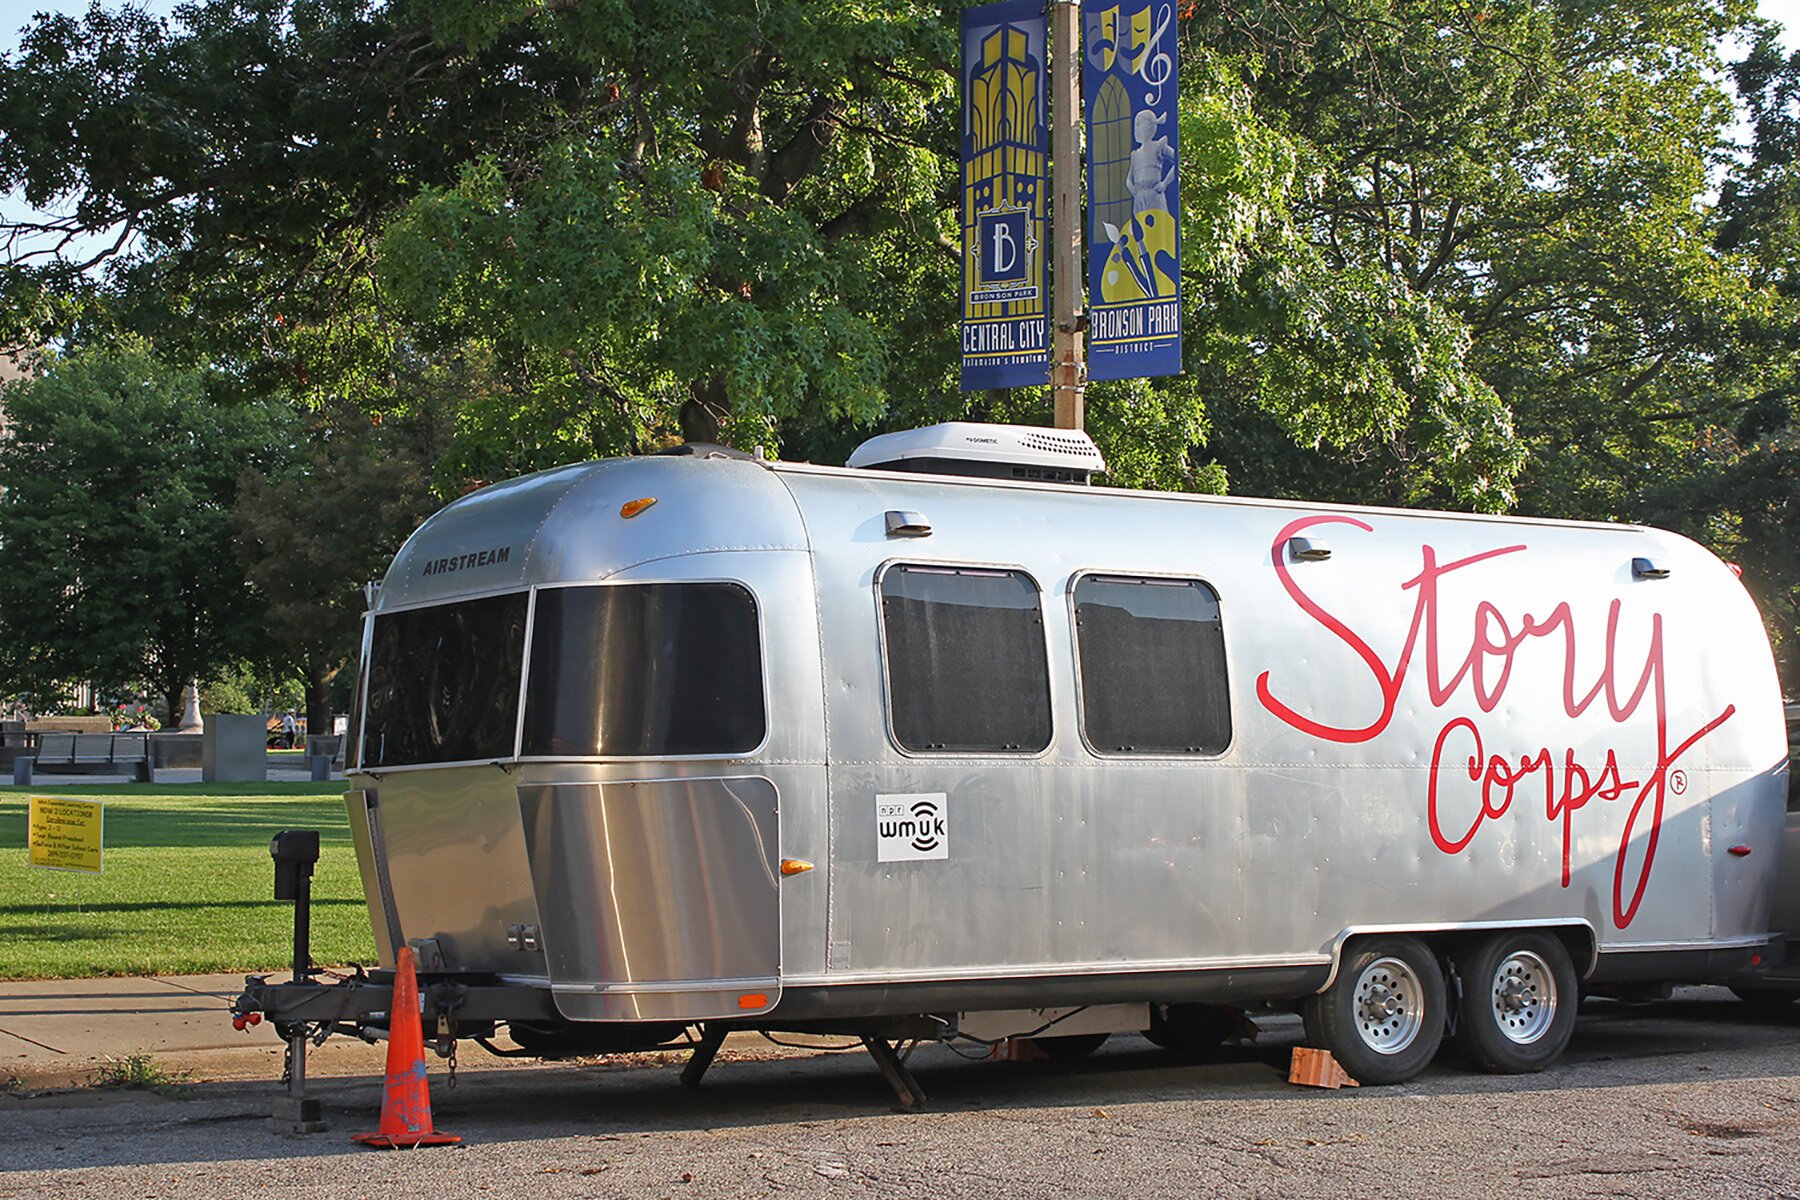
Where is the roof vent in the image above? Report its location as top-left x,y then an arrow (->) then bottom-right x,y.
846,422 -> 1106,485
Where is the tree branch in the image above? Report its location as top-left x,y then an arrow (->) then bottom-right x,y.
765,91 -> 845,204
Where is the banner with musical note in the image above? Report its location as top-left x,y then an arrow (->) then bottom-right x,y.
1082,0 -> 1182,381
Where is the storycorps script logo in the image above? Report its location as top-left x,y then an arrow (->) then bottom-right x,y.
1255,514 -> 1735,930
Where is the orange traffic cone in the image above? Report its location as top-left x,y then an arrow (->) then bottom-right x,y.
353,945 -> 461,1148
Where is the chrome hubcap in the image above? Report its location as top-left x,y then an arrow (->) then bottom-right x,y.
1490,950 -> 1557,1044
1352,957 -> 1424,1054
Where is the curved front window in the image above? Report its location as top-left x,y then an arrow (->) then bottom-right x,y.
522,582 -> 765,757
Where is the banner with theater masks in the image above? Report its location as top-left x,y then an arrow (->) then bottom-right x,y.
961,0 -> 1051,391
1082,0 -> 1182,381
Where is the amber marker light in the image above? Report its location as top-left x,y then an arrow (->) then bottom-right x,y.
737,993 -> 769,1010
619,497 -> 658,519
780,859 -> 814,876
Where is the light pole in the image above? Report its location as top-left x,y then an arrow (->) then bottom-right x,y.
1050,0 -> 1086,431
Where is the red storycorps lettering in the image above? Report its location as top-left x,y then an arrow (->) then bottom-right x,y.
1254,514 -> 1735,929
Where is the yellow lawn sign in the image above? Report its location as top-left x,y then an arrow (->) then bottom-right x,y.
26,795 -> 104,874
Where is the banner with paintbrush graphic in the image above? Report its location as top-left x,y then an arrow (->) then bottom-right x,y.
1082,0 -> 1181,380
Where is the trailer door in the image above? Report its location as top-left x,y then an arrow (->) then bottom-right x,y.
515,581 -> 781,1021
518,777 -> 781,1022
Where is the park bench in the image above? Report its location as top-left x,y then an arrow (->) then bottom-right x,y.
24,730 -> 155,781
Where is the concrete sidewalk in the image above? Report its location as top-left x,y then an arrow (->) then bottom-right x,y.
0,973 -> 388,1088
0,973 -> 829,1093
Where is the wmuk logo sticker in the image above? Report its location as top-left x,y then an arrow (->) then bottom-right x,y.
876,793 -> 949,862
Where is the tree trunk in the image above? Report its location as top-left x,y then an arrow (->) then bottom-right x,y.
303,654 -> 336,740
680,375 -> 729,445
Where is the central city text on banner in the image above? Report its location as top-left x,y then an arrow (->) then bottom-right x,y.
1082,0 -> 1182,381
961,0 -> 1051,391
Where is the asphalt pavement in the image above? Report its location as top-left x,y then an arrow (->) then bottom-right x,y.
2,986 -> 1799,1199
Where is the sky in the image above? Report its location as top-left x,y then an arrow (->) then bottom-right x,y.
1767,0 -> 1800,44
1757,0 -> 1800,46
0,0 -> 1796,53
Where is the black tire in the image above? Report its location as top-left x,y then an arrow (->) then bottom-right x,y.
1450,931 -> 1578,1073
1034,1032 -> 1109,1059
1730,985 -> 1800,1006
1301,936 -> 1446,1085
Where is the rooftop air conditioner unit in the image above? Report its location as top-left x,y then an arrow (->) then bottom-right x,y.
846,422 -> 1106,485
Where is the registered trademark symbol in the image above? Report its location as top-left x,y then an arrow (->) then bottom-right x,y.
1670,770 -> 1687,795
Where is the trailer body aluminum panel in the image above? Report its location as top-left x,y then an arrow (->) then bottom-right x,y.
345,450 -> 1788,1028
518,777 -> 782,1021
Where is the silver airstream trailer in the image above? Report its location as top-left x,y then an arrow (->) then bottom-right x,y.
245,422 -> 1790,1098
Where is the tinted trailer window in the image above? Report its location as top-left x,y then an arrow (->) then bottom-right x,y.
361,592 -> 529,767
522,583 -> 765,757
1074,575 -> 1231,755
880,565 -> 1052,754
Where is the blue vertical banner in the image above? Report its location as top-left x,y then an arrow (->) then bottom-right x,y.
1082,0 -> 1182,381
961,0 -> 1051,391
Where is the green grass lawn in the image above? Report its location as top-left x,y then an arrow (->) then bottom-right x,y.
0,782 -> 378,980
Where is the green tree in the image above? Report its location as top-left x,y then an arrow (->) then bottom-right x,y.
231,393 -> 446,734
200,658 -> 305,719
0,344 -> 286,717
1634,26 -> 1800,679
377,1 -> 1532,502
0,0 -> 1789,538
0,0 -> 1522,502
1181,0 -> 1763,518
376,0 -> 958,470
0,0 -> 593,376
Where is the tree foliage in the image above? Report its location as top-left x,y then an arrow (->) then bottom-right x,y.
0,1 -> 592,378
231,396 -> 445,731
1180,0 -> 1763,517
5,0 -> 1800,687
377,0 -> 960,467
1640,27 -> 1800,678
0,344 -> 286,717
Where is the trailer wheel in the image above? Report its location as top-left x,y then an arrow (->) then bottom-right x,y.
1450,931 -> 1577,1073
1302,936 -> 1445,1085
